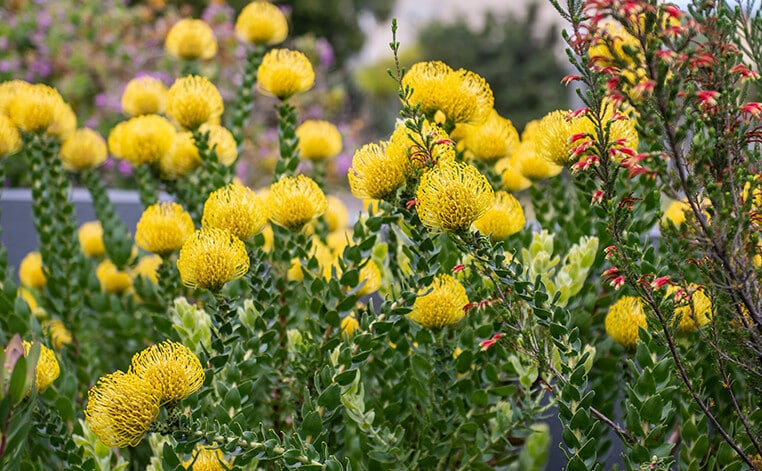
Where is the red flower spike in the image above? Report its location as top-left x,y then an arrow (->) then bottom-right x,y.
406,199 -> 418,210
591,190 -> 605,205
561,75 -> 581,86
452,264 -> 465,273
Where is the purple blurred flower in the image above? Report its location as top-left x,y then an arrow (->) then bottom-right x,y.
36,11 -> 53,30
118,160 -> 133,177
315,38 -> 335,69
28,59 -> 52,78
335,152 -> 352,177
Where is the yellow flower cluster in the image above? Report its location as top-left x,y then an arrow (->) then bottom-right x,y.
19,251 -> 46,289
0,114 -> 21,158
667,286 -> 712,333
23,341 -> 60,392
60,128 -> 107,171
267,175 -> 327,229
408,274 -> 469,329
605,296 -> 647,349
132,254 -> 162,284
235,1 -> 288,45
130,340 -> 205,405
96,260 -> 133,295
183,445 -> 232,471
121,76 -> 168,117
473,191 -> 525,241
323,195 -> 349,233
348,142 -> 409,200
42,319 -> 73,350
386,120 -> 454,170
135,202 -> 195,256
203,183 -> 267,240
166,75 -> 224,130
165,19 -> 217,61
296,120 -> 343,161
78,221 -> 106,258
109,115 -> 176,165
177,227 -> 250,290
452,110 -> 519,164
257,49 -> 315,99
159,125 -> 237,179
6,82 -> 75,138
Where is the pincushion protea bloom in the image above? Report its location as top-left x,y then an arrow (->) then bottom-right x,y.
42,319 -> 73,351
451,109 -> 519,164
402,61 -> 452,118
605,296 -> 647,349
0,114 -> 21,158
340,315 -> 359,339
19,251 -> 46,289
495,156 -> 532,192
408,274 -> 469,329
85,370 -> 161,447
416,161 -> 494,232
667,285 -> 712,333
177,227 -> 250,290
96,260 -> 133,294
165,19 -> 218,60
22,341 -> 60,392
129,340 -> 205,405
257,49 -> 315,99
267,174 -> 327,229
183,445 -> 232,471
132,254 -> 162,284
110,115 -> 175,165
235,0 -> 288,45
7,83 -> 72,136
135,202 -> 195,256
78,221 -> 105,258
323,195 -> 349,233
166,76 -> 224,130
296,120 -> 343,161
202,183 -> 268,240
348,142 -> 409,200
0,80 -> 30,116
356,261 -> 382,297
512,126 -> 563,180
473,191 -> 525,240
121,76 -> 167,117
60,128 -> 108,171
386,120 -> 454,170
160,132 -> 201,179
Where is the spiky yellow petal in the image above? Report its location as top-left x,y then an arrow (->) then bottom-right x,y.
408,274 -> 469,329
165,19 -> 217,60
135,202 -> 195,256
267,175 -> 327,229
473,191 -> 525,240
130,340 -> 205,405
202,183 -> 267,240
121,76 -> 168,117
348,142 -> 409,200
257,49 -> 315,99
177,227 -> 250,290
166,76 -> 224,130
296,120 -> 342,161
60,128 -> 108,171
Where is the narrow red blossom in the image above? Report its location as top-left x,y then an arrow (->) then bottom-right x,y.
604,245 -> 617,259
561,75 -> 581,86
741,102 -> 762,118
452,264 -> 465,273
664,4 -> 682,19
567,108 -> 589,120
650,276 -> 673,290
406,199 -> 418,210
730,64 -> 759,82
591,190 -> 605,204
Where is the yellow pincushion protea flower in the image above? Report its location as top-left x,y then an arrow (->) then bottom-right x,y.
96,260 -> 133,294
323,195 -> 349,233
495,156 -> 532,193
662,200 -> 689,227
536,109 -> 584,166
78,221 -> 106,258
513,139 -> 563,180
85,371 -> 161,447
183,446 -> 231,471
202,183 -> 267,240
201,124 -> 238,165
7,83 -> 69,135
0,80 -> 31,115
473,191 -> 525,240
23,341 -> 60,392
348,142 -> 409,200
452,110 -> 519,163
60,128 -> 107,171
135,202 -> 195,256
177,227 -> 250,290
326,228 -> 353,256
340,315 -> 359,339
588,20 -> 643,69
605,296 -> 647,349
666,286 -> 712,333
160,132 -> 201,179
111,115 -> 175,165
267,174 -> 327,229
0,114 -> 21,157
357,261 -> 382,297
402,61 -> 452,118
132,254 -> 162,284
438,68 -> 494,125
257,49 -> 315,99
416,161 -> 494,232
409,274 -> 469,329
42,319 -> 73,350
166,76 -> 224,130
165,18 -> 218,61
296,120 -> 343,161
48,101 -> 77,140
129,340 -> 205,405
121,76 -> 168,117
235,1 -> 288,45
19,251 -> 46,289
386,120 -> 455,170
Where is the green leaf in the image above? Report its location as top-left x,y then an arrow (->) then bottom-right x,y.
8,356 -> 28,404
318,384 -> 341,409
301,410 -> 322,437
334,369 -> 357,386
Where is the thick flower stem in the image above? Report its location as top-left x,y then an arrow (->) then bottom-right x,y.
189,129 -> 230,224
209,292 -> 238,357
230,45 -> 265,145
81,168 -> 133,268
157,255 -> 181,307
134,165 -> 159,208
273,100 -> 300,181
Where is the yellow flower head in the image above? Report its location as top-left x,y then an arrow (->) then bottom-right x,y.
605,295 -> 647,349
177,227 -> 250,290
267,174 -> 327,229
135,202 -> 195,256
160,132 -> 200,178
296,120 -> 343,161
203,183 -> 267,240
473,191 -> 525,240
85,371 -> 161,447
8,83 -> 70,135
48,101 -> 77,140
326,228 -> 353,256
23,341 -> 60,392
165,18 -> 218,60
340,315 -> 359,340
323,195 -> 349,233
286,238 -> 335,281
452,109 -> 519,163
18,287 -> 41,314
96,260 -> 133,294
42,319 -> 73,350
667,286 -> 712,333
0,80 -> 31,116
0,114 -> 21,157
257,49 -> 315,99
536,109 -> 585,166
166,76 -> 224,130
201,123 -> 238,165
662,199 -> 689,228
132,254 -> 162,284
402,61 -> 453,118
357,261 -> 382,297
60,128 -> 108,171
121,76 -> 168,117
387,120 -> 455,170
588,20 -> 643,69
235,1 -> 288,45
416,161 -> 494,232
19,251 -> 46,289
78,221 -> 106,258
513,139 -> 563,180
438,68 -> 494,125
111,115 -> 175,165
408,274 -> 469,329
495,156 -> 532,192
130,340 -> 205,405
348,141 -> 409,200
183,446 -> 231,471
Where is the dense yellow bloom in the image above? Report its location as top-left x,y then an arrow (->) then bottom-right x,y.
111,115 -> 175,165
165,19 -> 218,60
495,156 -> 532,192
48,101 -> 77,140
667,286 -> 712,333
588,21 -> 642,69
166,76 -> 224,130
23,341 -> 60,392
409,274 -> 469,329
326,229 -> 353,256
267,175 -> 327,229
78,221 -> 106,258
662,200 -> 689,227
121,76 -> 168,117
296,120 -> 343,161
201,124 -> 238,165
130,340 -> 205,405
203,183 -> 267,240
513,139 -> 563,180
257,49 -> 315,99
60,128 -> 108,171
135,202 -> 195,256
160,132 -> 201,178
0,80 -> 31,116
18,287 -> 40,314
85,371 -> 161,447
473,191 -> 525,240
96,260 -> 133,294
416,161 -> 494,232
348,142 -> 409,200
536,109 -> 581,166
0,114 -> 21,157
43,319 -> 73,350
19,251 -> 46,289
357,261 -> 381,297
236,1 -> 288,45
177,227 -> 250,290
605,296 -> 647,349
402,61 -> 452,118
452,110 -> 519,163
183,446 -> 231,471
132,254 -> 162,284
386,120 -> 454,170
340,315 -> 359,339
7,83 -> 69,135
323,195 -> 349,233
287,238 -> 335,281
